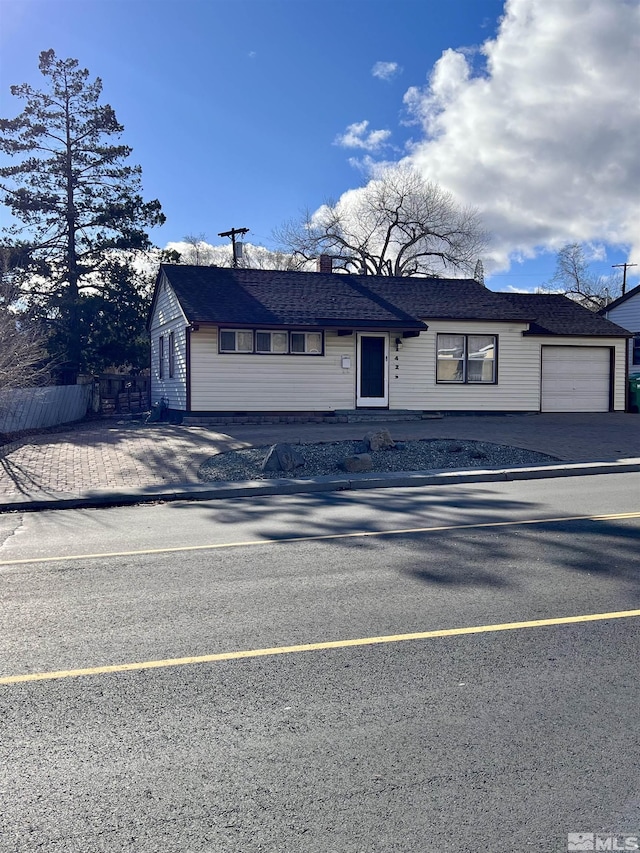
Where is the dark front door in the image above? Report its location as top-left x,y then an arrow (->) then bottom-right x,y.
357,334 -> 388,406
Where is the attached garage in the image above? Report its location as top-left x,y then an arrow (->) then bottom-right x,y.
541,346 -> 612,412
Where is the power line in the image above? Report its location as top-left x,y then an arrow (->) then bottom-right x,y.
612,262 -> 637,296
218,227 -> 249,268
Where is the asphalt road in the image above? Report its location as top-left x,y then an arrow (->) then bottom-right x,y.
1,474 -> 639,852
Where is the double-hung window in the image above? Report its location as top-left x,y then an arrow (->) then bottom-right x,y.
158,335 -> 164,379
437,334 -> 497,383
633,334 -> 640,366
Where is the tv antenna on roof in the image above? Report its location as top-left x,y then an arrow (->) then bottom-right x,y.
218,227 -> 249,268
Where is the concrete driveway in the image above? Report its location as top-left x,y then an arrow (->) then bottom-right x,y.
0,413 -> 638,504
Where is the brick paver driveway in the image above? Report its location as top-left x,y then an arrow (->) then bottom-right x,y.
0,413 -> 638,500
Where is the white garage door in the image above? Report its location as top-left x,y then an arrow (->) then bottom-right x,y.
541,346 -> 611,412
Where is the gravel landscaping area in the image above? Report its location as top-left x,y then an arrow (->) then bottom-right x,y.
198,438 -> 559,482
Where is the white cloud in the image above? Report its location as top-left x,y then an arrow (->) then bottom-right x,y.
582,243 -> 607,263
162,241 -> 304,270
164,240 -> 228,266
331,0 -> 640,277
404,0 -> 640,272
504,285 -> 536,294
372,61 -> 402,81
334,120 -> 392,151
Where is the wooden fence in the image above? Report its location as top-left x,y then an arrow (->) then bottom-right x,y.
0,382 -> 93,434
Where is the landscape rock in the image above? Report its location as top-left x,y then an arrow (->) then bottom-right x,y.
341,453 -> 373,473
261,443 -> 304,472
364,429 -> 395,451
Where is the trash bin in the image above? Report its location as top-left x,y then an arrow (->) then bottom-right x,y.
629,376 -> 640,413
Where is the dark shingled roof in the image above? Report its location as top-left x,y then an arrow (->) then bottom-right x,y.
157,265 -> 426,330
154,265 -> 630,337
502,293 -> 631,337
361,276 -> 532,321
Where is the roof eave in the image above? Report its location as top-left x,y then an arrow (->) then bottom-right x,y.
522,330 -> 632,338
182,318 -> 427,331
601,282 -> 640,313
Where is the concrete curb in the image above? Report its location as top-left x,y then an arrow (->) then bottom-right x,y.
1,458 -> 640,513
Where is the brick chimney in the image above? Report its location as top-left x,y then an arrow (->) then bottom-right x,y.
317,254 -> 333,273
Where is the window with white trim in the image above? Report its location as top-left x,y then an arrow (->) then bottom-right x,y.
256,331 -> 289,353
436,334 -> 497,383
158,335 -> 164,379
168,331 -> 175,378
219,329 -> 254,353
218,329 -> 323,355
633,334 -> 640,366
290,332 -> 322,354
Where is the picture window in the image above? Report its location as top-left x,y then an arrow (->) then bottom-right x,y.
436,334 -> 497,383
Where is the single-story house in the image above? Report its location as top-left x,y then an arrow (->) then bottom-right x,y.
601,282 -> 640,377
148,263 -> 631,416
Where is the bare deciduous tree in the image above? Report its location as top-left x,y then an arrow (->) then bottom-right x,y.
0,261 -> 49,390
168,239 -> 305,271
240,244 -> 305,271
274,165 -> 487,277
182,234 -> 216,265
541,244 -> 622,311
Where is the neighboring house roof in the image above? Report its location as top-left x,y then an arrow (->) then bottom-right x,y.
503,293 -> 631,337
152,265 -> 630,337
600,282 -> 640,314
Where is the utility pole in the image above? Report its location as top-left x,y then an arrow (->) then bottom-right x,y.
218,227 -> 249,268
612,262 -> 637,296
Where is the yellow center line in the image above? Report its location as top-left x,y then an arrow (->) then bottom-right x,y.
1,510 -> 639,567
2,609 -> 640,686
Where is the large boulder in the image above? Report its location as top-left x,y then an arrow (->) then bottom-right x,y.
261,443 -> 304,472
364,429 -> 395,451
341,453 -> 373,473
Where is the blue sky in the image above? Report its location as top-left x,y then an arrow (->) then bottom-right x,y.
1,0 -> 639,291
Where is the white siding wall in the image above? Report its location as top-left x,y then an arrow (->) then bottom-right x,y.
390,322 -> 627,412
606,296 -> 640,376
390,321 -> 539,411
154,304 -> 628,413
190,328 -> 356,411
149,274 -> 188,409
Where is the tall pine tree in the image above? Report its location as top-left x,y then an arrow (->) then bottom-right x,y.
0,49 -> 164,381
